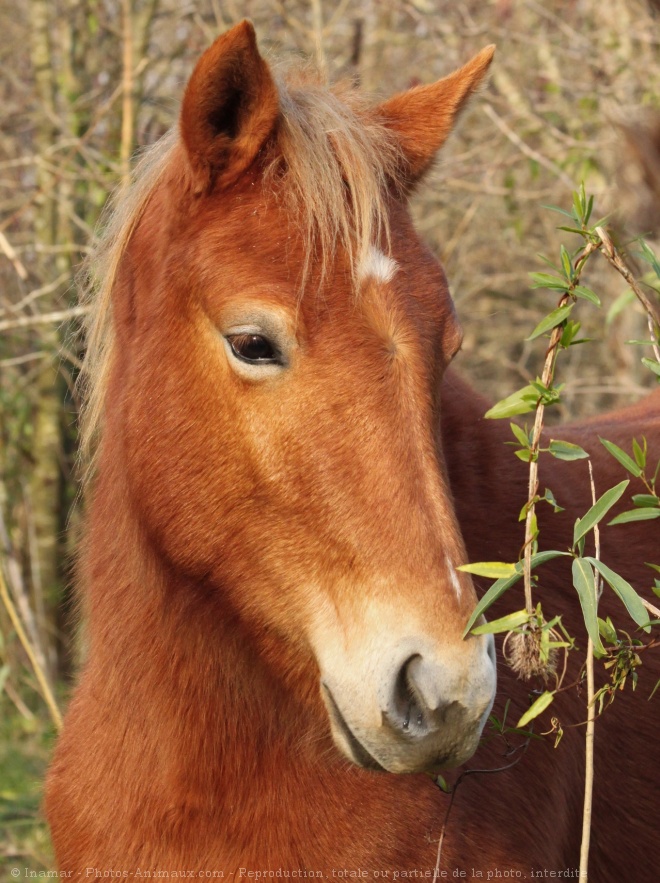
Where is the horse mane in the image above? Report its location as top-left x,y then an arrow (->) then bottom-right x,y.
78,65 -> 402,466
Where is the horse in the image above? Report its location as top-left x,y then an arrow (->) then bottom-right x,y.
45,21 -> 659,879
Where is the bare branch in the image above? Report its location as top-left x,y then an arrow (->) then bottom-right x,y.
0,230 -> 28,280
483,104 -> 575,190
595,226 -> 660,362
0,305 -> 89,333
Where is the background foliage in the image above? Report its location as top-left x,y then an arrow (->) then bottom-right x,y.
1,0 -> 660,873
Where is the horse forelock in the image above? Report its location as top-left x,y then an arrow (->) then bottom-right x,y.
79,67 -> 404,468
267,69 -> 401,288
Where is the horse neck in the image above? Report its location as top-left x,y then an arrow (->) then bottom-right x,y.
81,447 -> 327,793
78,448 -> 445,866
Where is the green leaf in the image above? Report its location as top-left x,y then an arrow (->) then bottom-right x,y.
585,193 -> 594,225
548,439 -> 589,461
529,511 -> 539,547
609,508 -> 660,525
515,449 -> 536,462
531,379 -> 563,406
517,691 -> 555,728
529,272 -> 571,292
561,337 -> 592,347
510,422 -> 530,447
462,572 -> 523,637
537,253 -> 560,270
632,494 -> 658,508
586,557 -> 652,633
434,774 -> 451,793
573,480 -> 630,545
485,384 -> 539,419
560,245 -> 573,280
599,438 -> 642,478
597,617 -> 617,644
541,203 -> 575,220
462,551 -> 571,638
471,609 -> 530,635
529,550 -> 572,568
528,304 -> 574,341
606,289 -> 636,326
573,188 -> 584,222
457,562 -> 517,579
572,285 -> 601,306
632,436 -> 647,469
542,487 -> 564,512
640,240 -> 660,278
642,357 -> 660,377
560,320 -> 582,347
572,558 -> 605,655
557,225 -> 587,235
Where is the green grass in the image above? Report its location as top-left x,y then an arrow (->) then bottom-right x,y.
0,699 -> 55,879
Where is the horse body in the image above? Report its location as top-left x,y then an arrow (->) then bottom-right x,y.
46,22 -> 659,879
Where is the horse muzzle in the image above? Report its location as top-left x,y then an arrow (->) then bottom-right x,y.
320,634 -> 497,774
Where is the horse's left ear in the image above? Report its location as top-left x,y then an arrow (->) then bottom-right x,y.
377,45 -> 495,186
180,21 -> 279,192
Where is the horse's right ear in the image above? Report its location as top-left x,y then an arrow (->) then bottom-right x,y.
180,21 -> 279,192
376,45 -> 495,187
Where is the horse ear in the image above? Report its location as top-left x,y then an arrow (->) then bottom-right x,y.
180,21 -> 279,191
377,46 -> 495,186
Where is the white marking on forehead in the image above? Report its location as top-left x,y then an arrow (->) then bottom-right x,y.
448,560 -> 462,600
359,246 -> 398,284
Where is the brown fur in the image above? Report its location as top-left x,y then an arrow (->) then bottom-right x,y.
46,23 -> 659,880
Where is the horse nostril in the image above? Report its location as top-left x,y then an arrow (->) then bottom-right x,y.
390,654 -> 429,735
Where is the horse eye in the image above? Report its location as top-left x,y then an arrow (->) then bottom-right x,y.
227,333 -> 279,364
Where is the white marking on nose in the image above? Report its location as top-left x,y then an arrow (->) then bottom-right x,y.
359,246 -> 398,284
448,560 -> 462,600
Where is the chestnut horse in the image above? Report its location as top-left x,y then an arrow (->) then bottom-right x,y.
46,22 -> 659,880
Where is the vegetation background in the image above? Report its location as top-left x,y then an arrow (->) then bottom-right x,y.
1,0 -> 659,874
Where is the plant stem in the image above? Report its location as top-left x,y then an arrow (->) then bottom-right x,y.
522,242 -> 598,615
120,0 -> 134,192
595,226 -> 660,362
0,564 -> 63,731
579,461 -> 602,881
523,294 -> 569,613
580,634 -> 595,882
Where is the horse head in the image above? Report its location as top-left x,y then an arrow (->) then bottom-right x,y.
100,21 -> 497,775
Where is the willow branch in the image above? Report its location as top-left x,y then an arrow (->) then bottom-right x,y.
523,243 -> 599,614
579,462 -> 602,882
595,227 -> 660,362
522,305 -> 567,613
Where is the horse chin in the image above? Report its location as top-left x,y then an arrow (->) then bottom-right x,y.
322,682 -> 491,775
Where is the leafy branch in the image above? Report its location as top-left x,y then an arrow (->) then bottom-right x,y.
459,184 -> 660,880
